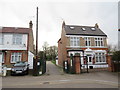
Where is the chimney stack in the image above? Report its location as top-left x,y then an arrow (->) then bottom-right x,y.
95,23 -> 99,28
62,21 -> 65,28
29,21 -> 33,29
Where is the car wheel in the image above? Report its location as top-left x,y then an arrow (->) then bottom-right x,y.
26,70 -> 29,75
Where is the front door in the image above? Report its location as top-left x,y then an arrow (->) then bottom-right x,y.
87,56 -> 92,64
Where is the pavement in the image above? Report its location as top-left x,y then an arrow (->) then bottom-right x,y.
2,61 -> 119,88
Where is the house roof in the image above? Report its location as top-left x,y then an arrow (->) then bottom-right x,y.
0,27 -> 31,34
64,25 -> 107,37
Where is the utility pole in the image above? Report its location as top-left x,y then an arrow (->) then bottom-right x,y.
34,7 -> 38,76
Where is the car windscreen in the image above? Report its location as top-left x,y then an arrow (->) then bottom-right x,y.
14,63 -> 26,67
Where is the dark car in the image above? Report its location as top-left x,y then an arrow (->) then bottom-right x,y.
11,61 -> 29,75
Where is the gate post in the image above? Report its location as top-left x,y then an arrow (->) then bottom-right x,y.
70,54 -> 75,74
74,55 -> 81,74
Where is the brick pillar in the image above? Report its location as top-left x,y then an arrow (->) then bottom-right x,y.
107,55 -> 113,72
74,56 -> 81,74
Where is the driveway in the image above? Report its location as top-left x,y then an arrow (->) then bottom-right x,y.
2,61 -> 119,88
46,61 -> 63,75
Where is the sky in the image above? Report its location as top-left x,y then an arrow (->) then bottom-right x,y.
0,0 -> 119,50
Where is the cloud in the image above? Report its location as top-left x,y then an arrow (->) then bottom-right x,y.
0,1 -> 118,50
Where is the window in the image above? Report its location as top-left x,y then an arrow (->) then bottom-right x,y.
0,34 -> 4,44
95,52 -> 106,63
70,26 -> 75,30
84,37 -> 91,46
70,37 -> 79,46
95,38 -> 103,46
82,28 -> 86,31
91,27 -> 95,30
2,53 -> 4,63
89,57 -> 92,62
11,52 -> 22,63
13,34 -> 22,45
0,53 -> 4,63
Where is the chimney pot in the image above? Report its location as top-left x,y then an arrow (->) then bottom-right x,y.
95,23 -> 99,28
29,21 -> 33,29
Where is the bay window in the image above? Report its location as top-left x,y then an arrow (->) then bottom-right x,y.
95,52 -> 106,63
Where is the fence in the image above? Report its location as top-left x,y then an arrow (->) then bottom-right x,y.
63,55 -> 109,74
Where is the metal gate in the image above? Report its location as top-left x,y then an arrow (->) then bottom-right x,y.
80,56 -> 108,73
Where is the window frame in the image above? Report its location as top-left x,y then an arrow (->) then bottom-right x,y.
0,34 -> 4,45
70,37 -> 80,47
95,52 -> 106,63
13,34 -> 23,45
95,37 -> 104,47
11,52 -> 22,63
84,37 -> 91,46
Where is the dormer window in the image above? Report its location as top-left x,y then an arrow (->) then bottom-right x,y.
82,27 -> 86,31
70,26 -> 75,30
91,27 -> 95,30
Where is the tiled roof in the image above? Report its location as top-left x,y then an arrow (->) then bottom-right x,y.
0,27 -> 31,34
64,25 -> 107,37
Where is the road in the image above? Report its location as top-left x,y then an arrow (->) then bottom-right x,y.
2,61 -> 119,88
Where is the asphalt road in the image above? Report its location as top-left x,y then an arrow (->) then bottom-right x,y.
2,61 -> 119,88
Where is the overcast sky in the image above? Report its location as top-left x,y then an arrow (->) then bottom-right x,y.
0,0 -> 119,50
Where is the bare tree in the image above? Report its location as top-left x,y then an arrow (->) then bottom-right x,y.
107,44 -> 118,54
42,42 -> 49,59
41,42 -> 58,61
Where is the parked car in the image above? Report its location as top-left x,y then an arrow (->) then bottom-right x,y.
11,61 -> 29,75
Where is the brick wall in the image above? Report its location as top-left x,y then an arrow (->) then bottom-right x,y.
28,29 -> 34,53
58,39 -> 63,66
91,37 -> 95,46
80,37 -> 85,46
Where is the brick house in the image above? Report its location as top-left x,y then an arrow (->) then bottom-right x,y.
58,21 -> 108,72
0,21 -> 34,69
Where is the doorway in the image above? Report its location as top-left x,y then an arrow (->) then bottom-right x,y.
87,56 -> 92,64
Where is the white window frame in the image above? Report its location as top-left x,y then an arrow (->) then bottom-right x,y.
70,37 -> 80,47
95,52 -> 106,63
13,34 -> 22,45
95,37 -> 104,47
0,52 -> 4,63
2,53 -> 4,63
11,52 -> 22,63
84,37 -> 91,46
0,34 -> 4,45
